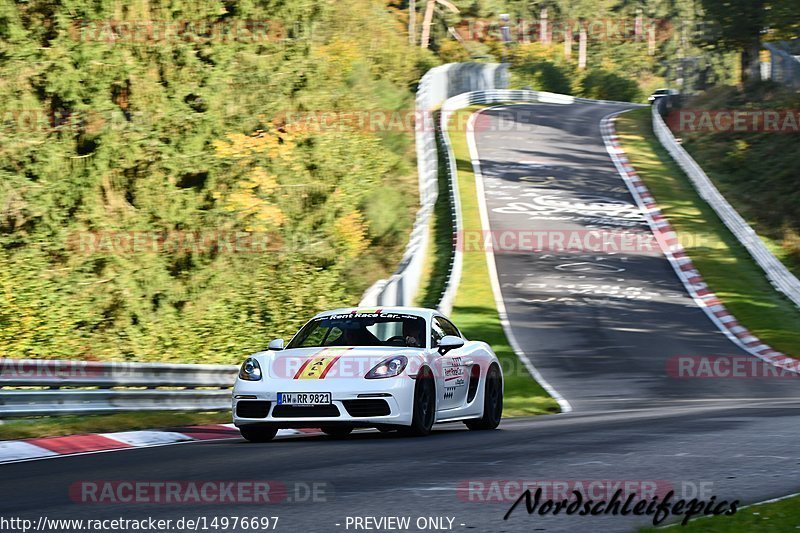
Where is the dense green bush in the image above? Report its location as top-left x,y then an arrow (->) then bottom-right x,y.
676,84 -> 800,272
580,67 -> 643,102
507,43 -> 643,102
0,0 -> 434,362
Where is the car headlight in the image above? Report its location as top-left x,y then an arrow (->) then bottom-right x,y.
365,355 -> 408,379
239,357 -> 263,381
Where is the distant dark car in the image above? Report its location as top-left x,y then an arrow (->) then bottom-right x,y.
648,88 -> 679,104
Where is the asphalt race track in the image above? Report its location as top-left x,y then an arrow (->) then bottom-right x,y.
2,103 -> 800,532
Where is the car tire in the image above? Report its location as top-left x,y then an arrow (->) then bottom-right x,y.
402,368 -> 436,436
465,365 -> 503,430
240,427 -> 279,442
321,426 -> 354,438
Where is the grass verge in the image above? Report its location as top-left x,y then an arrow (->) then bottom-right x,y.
0,411 -> 231,441
642,494 -> 800,531
447,106 -> 560,417
615,109 -> 800,356
416,112 -> 457,308
675,84 -> 800,277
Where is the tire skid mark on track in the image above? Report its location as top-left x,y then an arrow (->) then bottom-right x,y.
466,107 -> 573,414
600,111 -> 800,375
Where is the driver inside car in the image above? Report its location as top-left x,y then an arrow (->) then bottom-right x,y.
402,320 -> 424,348
336,324 -> 380,346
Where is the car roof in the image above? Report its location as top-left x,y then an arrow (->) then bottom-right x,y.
313,306 -> 440,320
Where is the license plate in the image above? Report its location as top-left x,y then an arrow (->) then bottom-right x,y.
277,392 -> 332,406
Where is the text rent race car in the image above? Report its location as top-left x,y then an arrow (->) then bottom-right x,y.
233,307 -> 504,441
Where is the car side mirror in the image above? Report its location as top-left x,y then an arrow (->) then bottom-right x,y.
268,338 -> 284,351
437,335 -> 464,355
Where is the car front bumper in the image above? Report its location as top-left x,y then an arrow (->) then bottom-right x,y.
232,375 -> 416,429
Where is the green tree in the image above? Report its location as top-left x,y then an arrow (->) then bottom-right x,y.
699,0 -> 800,84
0,0 -> 430,362
700,0 -> 765,84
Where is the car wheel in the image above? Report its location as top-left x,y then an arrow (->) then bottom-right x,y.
240,427 -> 279,442
402,368 -> 436,436
321,426 -> 353,438
465,365 -> 503,430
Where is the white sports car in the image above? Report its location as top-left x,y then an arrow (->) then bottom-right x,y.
233,307 -> 504,441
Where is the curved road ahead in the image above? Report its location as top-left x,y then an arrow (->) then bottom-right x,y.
2,103 -> 800,533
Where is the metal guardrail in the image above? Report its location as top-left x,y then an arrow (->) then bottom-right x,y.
652,103 -> 800,309
360,63 -> 508,310
0,359 -> 238,417
764,41 -> 800,89
434,103 -> 462,315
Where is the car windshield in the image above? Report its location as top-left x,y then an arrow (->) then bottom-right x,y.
286,313 -> 426,348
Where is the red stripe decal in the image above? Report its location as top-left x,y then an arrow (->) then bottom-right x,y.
293,358 -> 313,379
28,434 -> 132,454
319,355 -> 342,379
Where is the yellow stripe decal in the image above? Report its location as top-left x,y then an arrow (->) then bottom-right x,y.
295,347 -> 349,380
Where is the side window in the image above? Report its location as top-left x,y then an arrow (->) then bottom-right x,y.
432,316 -> 460,347
430,319 -> 446,347
436,317 -> 461,338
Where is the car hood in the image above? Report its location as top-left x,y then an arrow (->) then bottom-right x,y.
253,346 -> 424,380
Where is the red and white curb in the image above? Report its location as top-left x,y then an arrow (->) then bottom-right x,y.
0,425 -> 323,465
601,112 -> 799,374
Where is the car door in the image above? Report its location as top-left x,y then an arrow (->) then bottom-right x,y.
431,316 -> 469,410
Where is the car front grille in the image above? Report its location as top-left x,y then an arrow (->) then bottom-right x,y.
271,404 -> 341,418
342,399 -> 391,417
236,400 -> 271,418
